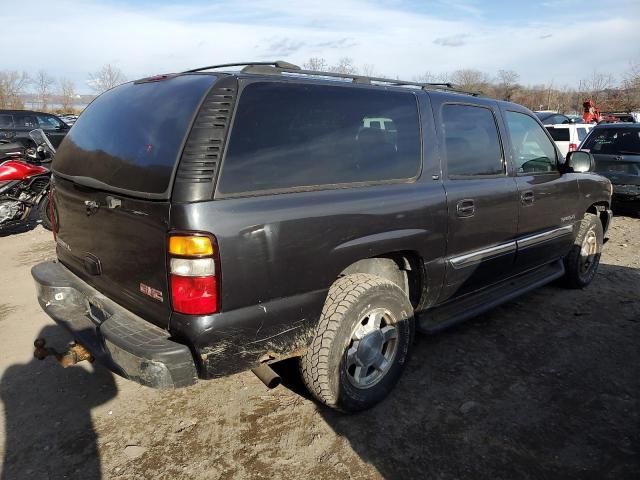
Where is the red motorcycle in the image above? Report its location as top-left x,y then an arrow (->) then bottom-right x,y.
0,129 -> 54,232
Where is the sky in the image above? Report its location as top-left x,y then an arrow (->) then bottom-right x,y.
4,0 -> 640,93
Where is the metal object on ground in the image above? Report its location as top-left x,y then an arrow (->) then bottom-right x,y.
33,338 -> 93,367
251,363 -> 281,389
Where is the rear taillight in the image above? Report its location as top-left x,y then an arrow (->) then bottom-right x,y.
569,143 -> 578,152
168,234 -> 219,315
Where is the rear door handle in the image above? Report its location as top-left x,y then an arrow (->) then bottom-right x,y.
521,190 -> 535,205
456,199 -> 475,217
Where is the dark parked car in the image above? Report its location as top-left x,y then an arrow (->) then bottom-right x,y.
31,62 -> 612,412
0,109 -> 70,148
534,111 -> 573,125
581,123 -> 640,202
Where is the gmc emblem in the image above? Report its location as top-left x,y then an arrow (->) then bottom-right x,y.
140,283 -> 163,302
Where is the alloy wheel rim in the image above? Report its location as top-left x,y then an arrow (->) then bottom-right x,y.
579,229 -> 599,275
345,307 -> 398,389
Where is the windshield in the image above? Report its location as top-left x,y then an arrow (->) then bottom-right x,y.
582,127 -> 640,155
53,74 -> 216,196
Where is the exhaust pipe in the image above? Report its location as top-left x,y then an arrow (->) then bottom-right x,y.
251,363 -> 281,389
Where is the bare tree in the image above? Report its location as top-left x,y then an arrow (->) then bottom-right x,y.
88,64 -> 126,93
414,71 -> 450,84
303,57 -> 329,71
35,70 -> 55,111
360,64 -> 377,77
450,69 -> 489,92
617,60 -> 640,111
578,72 -> 614,104
59,78 -> 76,111
329,57 -> 358,75
496,69 -> 520,101
0,71 -> 30,109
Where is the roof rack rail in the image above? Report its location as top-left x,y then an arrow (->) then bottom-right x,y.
182,60 -> 301,74
239,63 -> 481,97
182,60 -> 481,97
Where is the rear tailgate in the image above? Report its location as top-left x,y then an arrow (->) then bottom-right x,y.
50,73 -> 218,328
53,177 -> 172,328
592,153 -> 640,186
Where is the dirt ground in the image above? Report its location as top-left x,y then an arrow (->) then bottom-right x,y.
0,213 -> 638,480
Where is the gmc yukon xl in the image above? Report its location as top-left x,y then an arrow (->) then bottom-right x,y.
32,61 -> 612,412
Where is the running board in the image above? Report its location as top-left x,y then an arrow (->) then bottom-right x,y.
417,260 -> 565,334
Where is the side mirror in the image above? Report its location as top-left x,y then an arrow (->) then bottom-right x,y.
567,150 -> 594,173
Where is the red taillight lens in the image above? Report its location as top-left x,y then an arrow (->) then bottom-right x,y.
569,143 -> 577,152
170,274 -> 217,315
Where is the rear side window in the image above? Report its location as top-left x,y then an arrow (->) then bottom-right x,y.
54,75 -> 217,195
546,127 -> 570,141
0,114 -> 14,128
582,128 -> 640,155
37,114 -> 64,130
14,114 -> 37,129
217,82 -> 420,195
441,104 -> 503,177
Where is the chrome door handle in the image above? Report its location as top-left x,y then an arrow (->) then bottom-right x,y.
521,190 -> 535,205
456,199 -> 475,217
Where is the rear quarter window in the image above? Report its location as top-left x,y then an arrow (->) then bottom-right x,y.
546,126 -> 570,141
217,82 -> 421,195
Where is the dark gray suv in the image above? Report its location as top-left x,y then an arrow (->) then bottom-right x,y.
31,61 -> 612,412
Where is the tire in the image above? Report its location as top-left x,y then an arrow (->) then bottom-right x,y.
300,273 -> 414,412
38,195 -> 52,231
563,213 -> 603,288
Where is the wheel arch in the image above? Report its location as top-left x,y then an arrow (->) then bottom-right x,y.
585,201 -> 611,235
339,251 -> 425,309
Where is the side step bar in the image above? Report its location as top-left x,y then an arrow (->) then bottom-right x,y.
417,260 -> 565,334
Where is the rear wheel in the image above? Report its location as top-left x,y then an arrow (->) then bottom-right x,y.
563,213 -> 603,288
300,273 -> 414,412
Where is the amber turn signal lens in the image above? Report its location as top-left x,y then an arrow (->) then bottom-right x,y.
168,235 -> 214,256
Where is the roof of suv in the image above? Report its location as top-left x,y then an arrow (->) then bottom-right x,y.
170,60 -> 486,99
592,122 -> 640,129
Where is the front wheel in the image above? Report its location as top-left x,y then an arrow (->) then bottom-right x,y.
38,194 -> 52,231
563,213 -> 603,288
300,273 -> 414,412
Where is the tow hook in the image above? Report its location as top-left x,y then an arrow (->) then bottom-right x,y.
33,338 -> 93,367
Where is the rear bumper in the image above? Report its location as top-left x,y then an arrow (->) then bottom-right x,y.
31,261 -> 198,389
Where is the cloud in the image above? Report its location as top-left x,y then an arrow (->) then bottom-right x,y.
1,0 -> 638,92
265,38 -> 307,57
434,34 -> 471,47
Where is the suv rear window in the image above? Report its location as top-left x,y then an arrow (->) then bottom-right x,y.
546,126 -> 570,141
217,82 -> 421,195
53,75 -> 217,196
582,127 -> 640,155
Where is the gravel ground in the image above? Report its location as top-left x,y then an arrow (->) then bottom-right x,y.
0,214 -> 638,480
